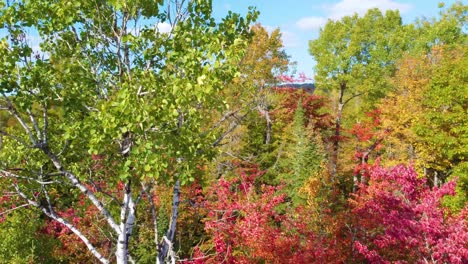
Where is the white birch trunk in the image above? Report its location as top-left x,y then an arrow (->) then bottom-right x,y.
116,181 -> 131,264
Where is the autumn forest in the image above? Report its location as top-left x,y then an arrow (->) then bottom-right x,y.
0,0 -> 466,263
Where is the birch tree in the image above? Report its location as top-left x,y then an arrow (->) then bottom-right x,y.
0,0 -> 257,263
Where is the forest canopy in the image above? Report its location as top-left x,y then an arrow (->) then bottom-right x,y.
0,1 -> 466,263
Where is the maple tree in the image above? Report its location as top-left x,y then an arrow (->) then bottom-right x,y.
349,165 -> 468,263
379,45 -> 467,210
190,163 -> 336,264
309,8 -> 413,181
347,109 -> 389,192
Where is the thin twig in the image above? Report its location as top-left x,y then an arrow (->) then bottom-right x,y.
42,103 -> 48,144
0,169 -> 60,185
1,93 -> 36,145
0,204 -> 30,216
26,108 -> 41,142
0,130 -> 32,147
142,182 -> 159,253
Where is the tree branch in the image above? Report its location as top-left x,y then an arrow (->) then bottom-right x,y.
0,130 -> 32,148
42,103 -> 48,144
13,184 -> 110,264
1,94 -> 37,145
116,180 -> 131,264
89,179 -> 120,204
212,106 -> 255,147
26,108 -> 42,142
0,169 -> 61,185
142,181 -> 159,256
42,147 -> 122,235
343,92 -> 364,108
158,179 -> 180,263
0,204 -> 30,217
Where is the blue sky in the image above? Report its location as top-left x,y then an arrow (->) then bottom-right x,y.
2,0 -> 461,78
212,0 -> 461,77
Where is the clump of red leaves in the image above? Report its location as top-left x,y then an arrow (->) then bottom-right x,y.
40,181 -> 116,262
349,109 -> 389,182
188,163 -> 334,264
273,87 -> 332,130
350,165 -> 468,263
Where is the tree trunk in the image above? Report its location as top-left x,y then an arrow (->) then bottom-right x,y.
353,136 -> 385,192
157,180 -> 181,264
264,109 -> 272,144
116,180 -> 132,264
331,82 -> 345,181
116,231 -> 128,264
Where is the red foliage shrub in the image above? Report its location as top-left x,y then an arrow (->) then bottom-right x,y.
350,165 -> 468,263
273,88 -> 332,130
187,163 -> 337,264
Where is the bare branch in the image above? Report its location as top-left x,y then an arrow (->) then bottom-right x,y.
26,108 -> 42,142
0,169 -> 61,185
1,93 -> 37,145
260,106 -> 272,144
142,182 -> 159,253
158,180 -> 180,263
71,26 -> 82,43
40,170 -> 54,214
343,92 -> 364,107
13,184 -> 110,264
42,103 -> 48,144
0,130 -> 32,147
212,106 -> 255,147
57,140 -> 70,156
0,204 -> 30,217
135,182 -> 151,206
89,179 -> 120,204
211,109 -> 241,130
42,147 -> 122,235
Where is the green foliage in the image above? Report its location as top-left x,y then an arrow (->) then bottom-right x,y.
0,0 -> 258,262
0,1 -> 466,262
0,0 -> 258,190
416,45 -> 467,210
309,8 -> 411,107
380,44 -> 467,211
291,102 -> 324,179
413,1 -> 467,53
207,23 -> 290,179
0,211 -> 59,263
416,46 -> 467,174
272,101 -> 326,204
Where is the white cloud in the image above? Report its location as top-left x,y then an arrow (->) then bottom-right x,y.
263,25 -> 276,34
25,33 -> 43,54
326,0 -> 412,20
127,22 -> 172,36
296,17 -> 327,30
281,31 -> 300,48
296,0 -> 412,30
157,22 -> 172,33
